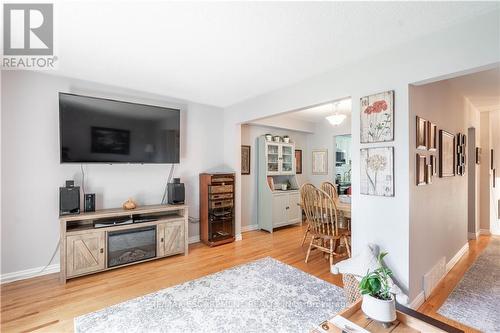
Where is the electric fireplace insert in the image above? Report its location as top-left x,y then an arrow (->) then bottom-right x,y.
108,226 -> 156,268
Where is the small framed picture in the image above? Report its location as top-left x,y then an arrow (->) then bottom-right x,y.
295,149 -> 303,174
492,149 -> 495,170
426,164 -> 433,184
312,150 -> 328,175
476,147 -> 481,164
416,116 -> 428,150
241,145 -> 251,175
428,122 -> 437,151
416,154 -> 427,186
430,155 -> 437,175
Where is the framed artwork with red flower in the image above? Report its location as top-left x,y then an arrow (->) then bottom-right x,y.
360,90 -> 394,143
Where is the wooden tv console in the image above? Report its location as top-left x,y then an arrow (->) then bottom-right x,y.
59,204 -> 188,283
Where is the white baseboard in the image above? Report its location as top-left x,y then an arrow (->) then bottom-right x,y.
235,233 -> 242,241
468,231 -> 480,240
1,264 -> 60,284
446,242 -> 469,274
188,235 -> 200,244
414,242 -> 469,305
480,229 -> 491,235
241,224 -> 259,233
409,291 -> 425,310
3,235 -> 202,284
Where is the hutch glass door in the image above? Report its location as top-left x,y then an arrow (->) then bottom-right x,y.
266,144 -> 279,174
281,144 -> 294,174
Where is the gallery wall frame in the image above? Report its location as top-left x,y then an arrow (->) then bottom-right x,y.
439,130 -> 456,177
427,122 -> 437,151
416,116 -> 428,150
416,154 -> 427,186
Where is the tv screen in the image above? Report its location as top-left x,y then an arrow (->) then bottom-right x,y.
59,93 -> 180,163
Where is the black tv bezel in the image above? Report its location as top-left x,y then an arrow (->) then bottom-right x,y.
59,92 -> 181,164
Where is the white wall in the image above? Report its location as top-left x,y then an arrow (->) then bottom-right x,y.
1,71 -> 225,275
240,125 -> 310,229
408,80 -> 478,301
224,10 -> 500,299
479,110 -> 500,235
489,110 -> 500,234
248,114 -> 315,133
480,112 -> 491,232
307,115 -> 351,187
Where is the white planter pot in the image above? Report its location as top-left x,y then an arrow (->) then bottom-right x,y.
361,294 -> 396,323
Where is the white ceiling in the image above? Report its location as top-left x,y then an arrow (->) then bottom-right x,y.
52,1 -> 499,107
288,98 -> 352,123
448,67 -> 500,112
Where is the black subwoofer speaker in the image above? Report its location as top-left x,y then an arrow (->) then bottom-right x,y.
168,178 -> 185,205
60,186 -> 80,215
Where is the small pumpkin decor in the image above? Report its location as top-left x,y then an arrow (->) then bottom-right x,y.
122,198 -> 137,210
359,252 -> 396,324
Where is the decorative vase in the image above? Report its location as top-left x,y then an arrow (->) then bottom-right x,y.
273,135 -> 281,142
122,198 -> 137,210
283,136 -> 290,143
361,294 -> 396,324
265,134 -> 273,141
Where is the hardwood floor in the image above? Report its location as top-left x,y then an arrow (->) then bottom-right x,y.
0,225 -> 491,333
1,225 -> 343,332
418,235 -> 493,333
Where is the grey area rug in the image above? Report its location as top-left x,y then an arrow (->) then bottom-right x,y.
438,237 -> 500,332
74,257 -> 346,333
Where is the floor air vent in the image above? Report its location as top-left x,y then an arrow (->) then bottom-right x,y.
423,257 -> 446,299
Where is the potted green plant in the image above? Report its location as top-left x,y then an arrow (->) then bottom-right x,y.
359,252 -> 396,323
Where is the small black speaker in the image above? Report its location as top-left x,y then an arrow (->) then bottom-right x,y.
84,193 -> 96,212
168,178 -> 185,205
60,186 -> 80,215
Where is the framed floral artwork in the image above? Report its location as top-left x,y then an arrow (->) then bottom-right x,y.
360,90 -> 394,143
360,147 -> 394,196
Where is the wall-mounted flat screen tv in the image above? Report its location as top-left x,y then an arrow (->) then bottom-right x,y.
59,93 -> 180,163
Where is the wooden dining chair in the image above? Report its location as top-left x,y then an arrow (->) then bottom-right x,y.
299,183 -> 316,246
302,187 -> 350,265
322,181 -> 351,232
320,181 -> 339,201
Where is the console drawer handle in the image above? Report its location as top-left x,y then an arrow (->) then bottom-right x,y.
161,237 -> 164,242
100,248 -> 104,253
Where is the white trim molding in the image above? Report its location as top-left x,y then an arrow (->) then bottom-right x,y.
188,235 -> 201,244
446,242 -> 469,274
468,231 -> 480,240
1,264 -> 60,284
235,233 -> 243,241
3,234 -> 203,284
480,229 -> 491,236
409,291 -> 425,310
241,224 -> 259,233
